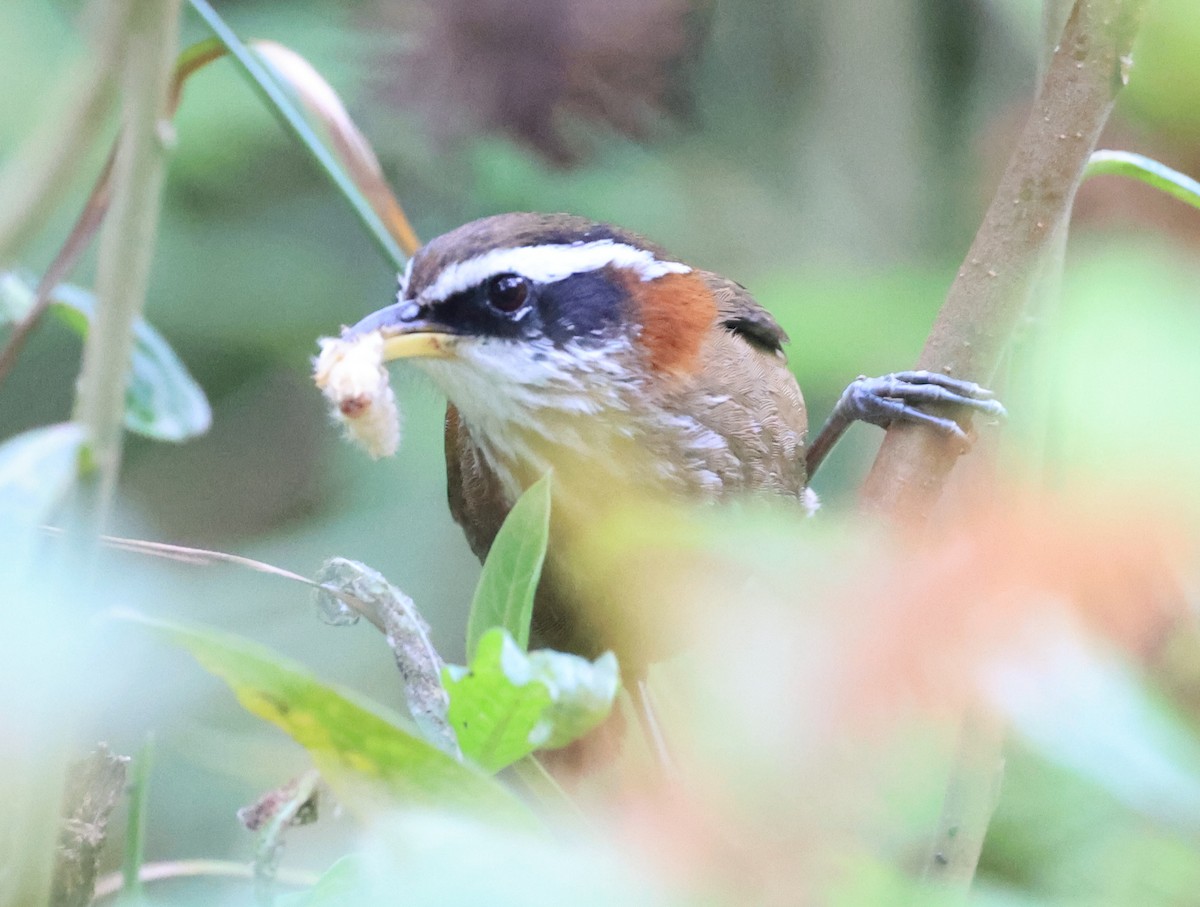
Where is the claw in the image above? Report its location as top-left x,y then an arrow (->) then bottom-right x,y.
837,371 -> 1007,432
805,370 -> 1006,481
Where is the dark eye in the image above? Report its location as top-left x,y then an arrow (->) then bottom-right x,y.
486,274 -> 531,314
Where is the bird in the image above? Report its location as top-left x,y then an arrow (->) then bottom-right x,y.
345,212 -> 1003,672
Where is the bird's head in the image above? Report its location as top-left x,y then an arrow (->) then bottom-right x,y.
346,212 -> 720,445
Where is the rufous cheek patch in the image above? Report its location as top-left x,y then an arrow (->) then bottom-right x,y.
625,270 -> 718,376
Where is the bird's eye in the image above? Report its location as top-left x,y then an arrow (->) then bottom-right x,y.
486,274 -> 530,314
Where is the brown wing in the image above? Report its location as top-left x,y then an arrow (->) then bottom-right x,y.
444,404 -> 510,562
690,272 -> 810,492
705,272 -> 791,354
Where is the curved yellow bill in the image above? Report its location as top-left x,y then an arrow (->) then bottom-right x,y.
379,332 -> 460,361
347,299 -> 460,361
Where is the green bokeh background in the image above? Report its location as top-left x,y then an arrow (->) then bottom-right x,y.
4,0 -> 1200,896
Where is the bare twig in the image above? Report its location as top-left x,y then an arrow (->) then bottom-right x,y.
0,34 -> 423,391
856,1 -> 1147,900
50,746 -> 130,907
0,41 -> 219,387
316,558 -> 460,758
0,153 -> 114,386
860,0 -> 1146,522
1042,0 -> 1077,76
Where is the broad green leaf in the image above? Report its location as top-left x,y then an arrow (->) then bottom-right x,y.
466,471 -> 552,658
116,612 -> 531,823
1085,150 -> 1200,211
444,628 -> 619,773
0,272 -> 211,442
51,280 -> 211,442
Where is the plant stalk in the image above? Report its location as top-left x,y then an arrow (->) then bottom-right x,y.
860,0 -> 1146,523
71,0 -> 182,530
859,1 -> 1148,900
0,0 -> 131,263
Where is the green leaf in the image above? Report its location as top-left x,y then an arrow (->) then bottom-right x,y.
52,280 -> 211,442
115,611 -> 532,824
444,628 -> 619,773
466,471 -> 552,658
1085,150 -> 1200,212
0,272 -> 211,442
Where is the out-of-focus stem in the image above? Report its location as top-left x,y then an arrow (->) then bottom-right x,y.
920,708 -> 1007,891
71,0 -> 182,530
93,860 -> 319,901
868,1 -> 1147,900
0,0 -> 130,262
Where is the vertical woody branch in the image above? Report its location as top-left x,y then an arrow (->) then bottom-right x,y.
864,0 -> 1148,897
861,0 -> 1146,521
72,0 -> 183,528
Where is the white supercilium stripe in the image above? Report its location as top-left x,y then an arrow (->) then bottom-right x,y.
419,240 -> 691,304
397,257 -> 414,297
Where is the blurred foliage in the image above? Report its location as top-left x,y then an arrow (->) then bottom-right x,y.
0,272 -> 211,442
120,612 -> 533,821
3,0 -> 1200,904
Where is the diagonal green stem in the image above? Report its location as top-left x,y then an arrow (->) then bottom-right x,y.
185,0 -> 407,271
1084,150 -> 1200,211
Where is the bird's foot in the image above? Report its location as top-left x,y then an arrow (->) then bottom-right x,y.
835,370 -> 1007,442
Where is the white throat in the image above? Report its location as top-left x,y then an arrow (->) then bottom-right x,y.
415,336 -> 739,505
